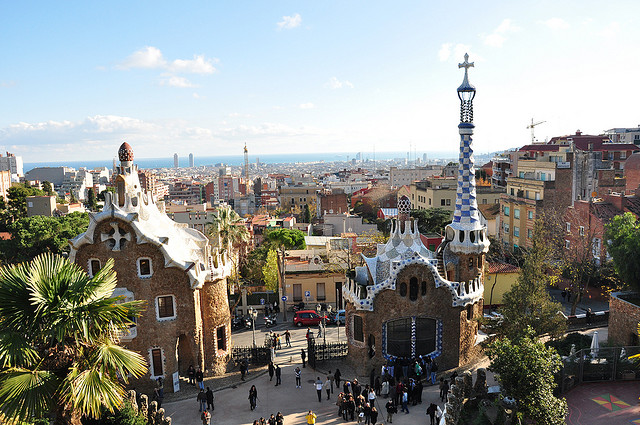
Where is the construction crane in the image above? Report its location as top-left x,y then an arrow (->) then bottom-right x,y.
527,118 -> 546,144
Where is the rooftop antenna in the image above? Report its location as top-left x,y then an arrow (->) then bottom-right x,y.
527,118 -> 546,144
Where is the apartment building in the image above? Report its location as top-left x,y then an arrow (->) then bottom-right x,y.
410,177 -> 504,212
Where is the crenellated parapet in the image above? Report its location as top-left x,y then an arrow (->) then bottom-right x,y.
344,250 -> 483,311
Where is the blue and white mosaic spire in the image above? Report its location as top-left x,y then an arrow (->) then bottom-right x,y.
445,54 -> 489,254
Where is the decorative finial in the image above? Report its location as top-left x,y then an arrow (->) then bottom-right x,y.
457,53 -> 475,93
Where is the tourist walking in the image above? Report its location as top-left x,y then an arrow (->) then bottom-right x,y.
268,361 -> 275,381
205,387 -> 214,410
240,359 -> 248,381
188,365 -> 196,385
430,358 -> 438,385
427,403 -> 438,425
285,330 -> 291,347
370,406 -> 378,424
196,367 -> 204,389
324,376 -> 332,400
385,399 -> 396,423
316,377 -> 323,402
276,412 -> 284,425
301,348 -> 306,368
275,364 -> 282,386
440,379 -> 449,402
197,389 -> 207,412
334,368 -> 342,387
401,390 -> 409,414
328,370 -> 335,393
248,385 -> 258,410
201,410 -> 211,425
295,366 -> 302,388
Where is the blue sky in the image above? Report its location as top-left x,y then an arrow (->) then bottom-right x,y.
1,1 -> 639,162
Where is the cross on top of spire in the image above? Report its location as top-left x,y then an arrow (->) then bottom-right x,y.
457,53 -> 475,94
458,53 -> 474,71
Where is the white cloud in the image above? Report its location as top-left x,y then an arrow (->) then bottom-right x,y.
438,43 -> 452,62
192,92 -> 202,99
168,55 -> 216,74
599,22 -> 620,38
277,13 -> 302,30
160,76 -> 197,88
117,46 -> 167,70
116,47 -> 217,87
325,77 -> 354,89
542,17 -> 570,30
483,19 -> 520,47
299,103 -> 315,109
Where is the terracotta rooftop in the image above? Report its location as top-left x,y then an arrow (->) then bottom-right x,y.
487,262 -> 520,274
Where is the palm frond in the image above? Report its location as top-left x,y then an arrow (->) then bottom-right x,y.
0,368 -> 59,422
90,340 -> 148,381
0,331 -> 41,368
62,368 -> 126,418
0,262 -> 38,335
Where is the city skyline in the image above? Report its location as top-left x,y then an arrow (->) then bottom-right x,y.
1,1 -> 639,162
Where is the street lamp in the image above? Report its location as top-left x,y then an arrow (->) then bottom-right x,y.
249,307 -> 257,348
316,304 -> 326,346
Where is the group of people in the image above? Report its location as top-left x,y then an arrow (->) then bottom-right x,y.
187,364 -> 205,388
250,411 -> 284,425
267,329 -> 291,349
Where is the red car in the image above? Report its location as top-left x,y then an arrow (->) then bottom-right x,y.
293,310 -> 326,327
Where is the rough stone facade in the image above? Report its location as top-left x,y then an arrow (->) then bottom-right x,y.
69,143 -> 232,394
345,262 -> 482,374
609,292 -> 640,346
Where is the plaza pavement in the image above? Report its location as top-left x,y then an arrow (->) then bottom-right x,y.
162,321 -> 494,424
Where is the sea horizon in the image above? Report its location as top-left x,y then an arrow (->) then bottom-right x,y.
24,150 -> 462,173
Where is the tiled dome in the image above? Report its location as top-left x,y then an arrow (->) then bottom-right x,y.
118,142 -> 134,162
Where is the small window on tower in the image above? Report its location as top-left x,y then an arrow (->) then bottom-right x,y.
88,259 -> 101,277
138,258 -> 153,278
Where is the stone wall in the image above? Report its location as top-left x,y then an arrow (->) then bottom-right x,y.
345,263 -> 480,375
201,279 -> 232,375
74,218 -> 220,393
609,292 -> 640,346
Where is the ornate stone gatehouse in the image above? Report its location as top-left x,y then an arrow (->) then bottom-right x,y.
69,142 -> 232,393
343,55 -> 489,374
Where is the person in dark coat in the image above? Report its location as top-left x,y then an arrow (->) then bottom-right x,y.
301,348 -> 306,368
374,376 -> 382,395
334,368 -> 342,387
275,364 -> 282,386
268,361 -> 275,381
196,368 -> 204,389
205,387 -> 214,410
240,359 -> 248,381
248,385 -> 258,410
352,379 -> 362,398
427,403 -> 437,425
370,406 -> 379,425
188,365 -> 196,385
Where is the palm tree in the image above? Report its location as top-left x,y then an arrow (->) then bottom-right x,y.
207,206 -> 249,253
0,253 -> 147,425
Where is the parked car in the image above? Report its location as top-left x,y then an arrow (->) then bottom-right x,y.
293,310 -> 326,327
333,309 -> 346,325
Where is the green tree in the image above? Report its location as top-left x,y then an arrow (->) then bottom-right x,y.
265,228 -> 306,318
6,183 -> 45,222
207,207 -> 249,253
1,212 -> 89,263
410,208 -> 452,235
262,249 -> 279,292
487,328 -> 568,425
493,218 -> 566,339
303,204 -> 311,223
42,181 -> 54,196
606,212 -> 640,292
0,254 -> 147,424
86,187 -> 98,211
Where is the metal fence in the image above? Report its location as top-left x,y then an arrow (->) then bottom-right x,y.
307,338 -> 349,369
231,345 -> 271,366
560,346 -> 640,393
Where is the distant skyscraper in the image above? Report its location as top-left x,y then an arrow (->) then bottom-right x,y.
189,153 -> 194,168
423,153 -> 428,162
174,153 -> 179,168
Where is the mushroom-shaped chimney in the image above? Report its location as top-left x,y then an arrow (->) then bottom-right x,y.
118,142 -> 134,162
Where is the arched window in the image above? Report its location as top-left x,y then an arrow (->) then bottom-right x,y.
399,282 -> 407,297
409,277 -> 418,301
